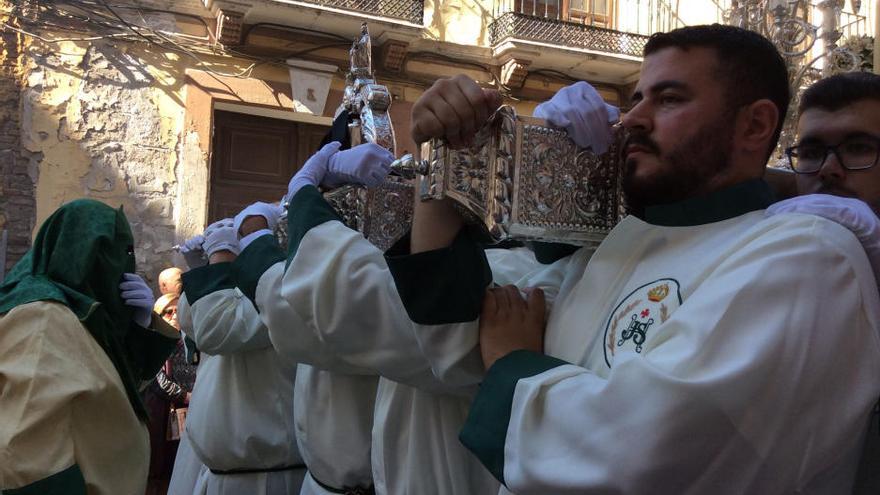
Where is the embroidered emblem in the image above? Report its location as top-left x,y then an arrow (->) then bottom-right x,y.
603,278 -> 683,367
618,313 -> 654,352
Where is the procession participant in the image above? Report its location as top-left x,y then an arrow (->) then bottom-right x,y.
395,24 -> 880,494
171,218 -> 305,495
231,78 -> 616,493
227,203 -> 369,495
166,238 -> 208,495
234,139 -> 493,495
0,199 -> 178,495
764,71 -> 880,495
233,141 -> 429,495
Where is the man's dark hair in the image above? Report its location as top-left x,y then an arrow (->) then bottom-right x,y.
799,72 -> 880,113
644,24 -> 790,156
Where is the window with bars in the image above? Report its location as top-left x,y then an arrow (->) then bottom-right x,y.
511,0 -> 613,27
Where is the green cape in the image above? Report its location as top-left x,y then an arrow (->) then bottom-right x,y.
0,199 -> 174,421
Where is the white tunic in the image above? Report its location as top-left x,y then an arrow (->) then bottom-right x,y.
175,262 -> 304,495
233,186 -> 508,495
294,366 -> 378,494
457,183 -> 880,494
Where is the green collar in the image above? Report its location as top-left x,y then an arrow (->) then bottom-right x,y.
643,178 -> 775,227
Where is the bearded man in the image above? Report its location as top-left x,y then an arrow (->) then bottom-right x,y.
400,25 -> 880,494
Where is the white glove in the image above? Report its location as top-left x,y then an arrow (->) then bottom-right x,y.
203,218 -> 240,257
324,142 -> 395,188
179,234 -> 206,269
120,273 -> 155,328
233,202 -> 284,238
286,141 -> 395,199
287,141 -> 342,199
767,194 -> 880,283
533,81 -> 620,154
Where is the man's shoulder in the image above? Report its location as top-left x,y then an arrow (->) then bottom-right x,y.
747,211 -> 876,295
2,300 -> 84,338
754,209 -> 864,253
0,301 -> 118,381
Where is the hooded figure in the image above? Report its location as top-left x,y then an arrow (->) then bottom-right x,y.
0,199 -> 178,495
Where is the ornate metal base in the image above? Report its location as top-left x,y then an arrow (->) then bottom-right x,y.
276,106 -> 625,252
419,105 -> 624,247
324,176 -> 414,252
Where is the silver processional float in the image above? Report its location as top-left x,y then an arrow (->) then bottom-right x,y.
277,23 -> 626,251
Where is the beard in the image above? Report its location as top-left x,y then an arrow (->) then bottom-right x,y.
622,118 -> 735,208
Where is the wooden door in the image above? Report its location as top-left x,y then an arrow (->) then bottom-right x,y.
208,110 -> 329,223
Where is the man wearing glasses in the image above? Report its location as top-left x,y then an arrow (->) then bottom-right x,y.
771,71 -> 880,495
786,72 -> 880,212
772,72 -> 880,284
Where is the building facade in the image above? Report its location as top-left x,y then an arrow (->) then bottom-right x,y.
0,0 -> 873,284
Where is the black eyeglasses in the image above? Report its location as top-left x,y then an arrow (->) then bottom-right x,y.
785,136 -> 880,174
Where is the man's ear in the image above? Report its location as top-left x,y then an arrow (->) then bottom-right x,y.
736,99 -> 780,155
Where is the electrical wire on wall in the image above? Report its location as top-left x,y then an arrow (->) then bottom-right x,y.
3,0 -> 351,79
3,0 -> 596,96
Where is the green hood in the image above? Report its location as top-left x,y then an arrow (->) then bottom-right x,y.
0,199 -> 174,421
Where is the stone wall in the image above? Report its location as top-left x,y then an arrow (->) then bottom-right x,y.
0,12 -> 35,278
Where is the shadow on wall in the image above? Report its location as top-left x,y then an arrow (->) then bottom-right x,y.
21,39 -> 189,287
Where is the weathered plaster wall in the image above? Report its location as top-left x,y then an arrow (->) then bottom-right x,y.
13,31 -> 423,286
17,37 -> 191,285
7,10 -> 555,285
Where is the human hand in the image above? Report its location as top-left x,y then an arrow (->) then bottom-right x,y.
533,81 -> 619,154
233,202 -> 284,238
179,235 -> 206,269
478,285 -> 546,370
120,273 -> 155,328
287,141 -> 343,199
767,194 -> 880,282
203,218 -> 240,257
324,142 -> 395,188
411,74 -> 502,148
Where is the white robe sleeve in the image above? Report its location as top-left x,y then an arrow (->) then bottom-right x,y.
460,218 -> 880,494
232,186 -> 489,393
232,187 -> 587,393
179,262 -> 271,354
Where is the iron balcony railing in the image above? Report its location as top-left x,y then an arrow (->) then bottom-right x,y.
489,11 -> 649,58
299,0 -> 424,24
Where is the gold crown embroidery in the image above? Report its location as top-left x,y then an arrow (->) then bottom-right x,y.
647,284 -> 669,302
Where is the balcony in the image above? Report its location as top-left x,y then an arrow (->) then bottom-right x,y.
489,10 -> 649,58
292,0 -> 424,25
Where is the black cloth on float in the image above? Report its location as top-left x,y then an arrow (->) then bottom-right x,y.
320,111 -> 355,151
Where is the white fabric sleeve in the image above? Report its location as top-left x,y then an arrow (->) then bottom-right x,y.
186,289 -> 270,354
179,264 -> 271,355
461,218 -> 880,494
255,221 -> 484,393
234,187 -> 584,393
